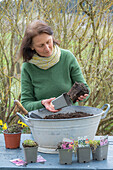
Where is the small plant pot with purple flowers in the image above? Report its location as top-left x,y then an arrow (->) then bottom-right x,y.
58,149 -> 73,165
57,139 -> 74,165
92,144 -> 108,161
90,136 -> 109,161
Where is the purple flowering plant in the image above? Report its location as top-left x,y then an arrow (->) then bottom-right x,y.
100,136 -> 108,146
89,136 -> 108,152
57,141 -> 74,150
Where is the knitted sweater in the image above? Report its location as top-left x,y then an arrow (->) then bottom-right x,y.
21,49 -> 90,111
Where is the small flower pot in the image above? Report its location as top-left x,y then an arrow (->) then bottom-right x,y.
52,93 -> 72,110
58,149 -> 73,165
23,146 -> 38,163
92,144 -> 108,161
77,146 -> 91,163
4,132 -> 21,149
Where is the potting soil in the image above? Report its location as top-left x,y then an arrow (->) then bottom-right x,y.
44,112 -> 93,119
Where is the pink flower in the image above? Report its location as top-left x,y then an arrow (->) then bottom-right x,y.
61,142 -> 73,149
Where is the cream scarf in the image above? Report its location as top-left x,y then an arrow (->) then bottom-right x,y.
29,45 -> 61,70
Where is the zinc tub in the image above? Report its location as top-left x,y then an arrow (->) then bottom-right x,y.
17,104 -> 110,153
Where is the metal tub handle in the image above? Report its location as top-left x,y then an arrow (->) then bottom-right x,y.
16,112 -> 31,127
101,104 -> 110,119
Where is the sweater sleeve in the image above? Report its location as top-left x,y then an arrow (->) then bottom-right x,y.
21,63 -> 44,112
68,51 -> 90,102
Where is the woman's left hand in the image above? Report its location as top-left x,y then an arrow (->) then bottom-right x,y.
76,94 -> 89,102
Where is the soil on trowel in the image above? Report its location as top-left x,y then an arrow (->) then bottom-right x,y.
44,112 -> 93,119
67,82 -> 89,103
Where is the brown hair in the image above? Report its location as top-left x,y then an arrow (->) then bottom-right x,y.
19,20 -> 59,62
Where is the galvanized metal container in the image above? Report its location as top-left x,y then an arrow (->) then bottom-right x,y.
17,104 -> 110,153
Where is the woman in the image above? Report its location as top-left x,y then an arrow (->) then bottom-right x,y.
20,20 -> 90,113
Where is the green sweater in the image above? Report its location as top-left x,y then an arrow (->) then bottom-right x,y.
21,49 -> 90,111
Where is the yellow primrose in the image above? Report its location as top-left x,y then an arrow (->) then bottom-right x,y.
0,120 -> 3,126
2,123 -> 7,130
21,122 -> 28,127
18,120 -> 21,124
18,120 -> 28,127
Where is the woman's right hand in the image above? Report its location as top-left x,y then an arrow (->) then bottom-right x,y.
41,97 -> 60,113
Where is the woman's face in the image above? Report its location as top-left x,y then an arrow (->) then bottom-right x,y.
31,33 -> 53,57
